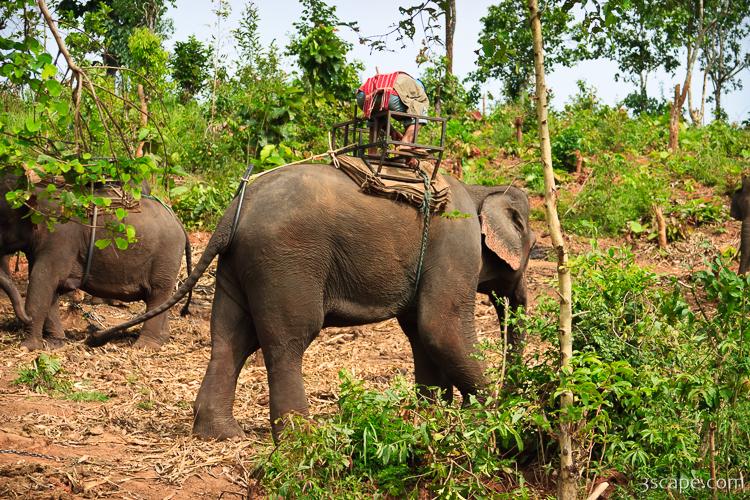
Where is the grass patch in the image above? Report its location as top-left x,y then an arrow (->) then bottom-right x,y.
14,354 -> 109,402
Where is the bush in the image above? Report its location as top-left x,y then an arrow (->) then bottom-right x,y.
563,154 -> 670,236
252,248 -> 750,498
551,127 -> 584,170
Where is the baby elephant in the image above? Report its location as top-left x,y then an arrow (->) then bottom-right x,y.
0,175 -> 191,350
731,176 -> 750,274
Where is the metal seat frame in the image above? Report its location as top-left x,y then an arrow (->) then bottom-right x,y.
331,101 -> 447,183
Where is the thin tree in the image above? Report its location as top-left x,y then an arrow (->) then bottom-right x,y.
527,0 -> 575,498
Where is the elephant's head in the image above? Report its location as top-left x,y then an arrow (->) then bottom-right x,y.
467,185 -> 535,276
731,175 -> 750,221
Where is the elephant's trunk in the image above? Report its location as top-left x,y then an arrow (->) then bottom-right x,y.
740,218 -> 750,274
86,196 -> 239,347
0,266 -> 31,325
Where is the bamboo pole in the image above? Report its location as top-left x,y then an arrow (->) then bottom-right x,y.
527,1 -> 576,498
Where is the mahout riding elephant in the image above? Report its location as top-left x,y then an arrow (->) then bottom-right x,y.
731,176 -> 750,274
0,174 -> 192,350
87,164 -> 535,440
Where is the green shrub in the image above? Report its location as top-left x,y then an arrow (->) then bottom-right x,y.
171,179 -> 237,230
551,126 -> 585,171
256,372 -> 534,498
563,154 -> 670,236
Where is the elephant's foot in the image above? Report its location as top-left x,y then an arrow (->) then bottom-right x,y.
43,336 -> 66,349
20,336 -> 45,351
133,332 -> 169,350
192,414 -> 246,441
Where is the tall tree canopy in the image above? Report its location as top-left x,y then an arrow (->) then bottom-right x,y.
474,0 -> 574,102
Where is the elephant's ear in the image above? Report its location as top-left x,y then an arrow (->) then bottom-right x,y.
479,194 -> 528,271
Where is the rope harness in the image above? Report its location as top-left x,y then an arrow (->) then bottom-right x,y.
415,170 -> 433,290
227,164 -> 256,248
80,205 -> 98,288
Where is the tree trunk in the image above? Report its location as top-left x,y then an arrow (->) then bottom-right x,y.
574,150 -> 583,175
527,1 -> 576,498
688,69 -> 706,125
0,267 -> 31,325
669,84 -> 681,151
714,82 -> 723,121
709,422 -> 717,500
444,0 -> 455,75
515,116 -> 524,144
135,83 -> 148,158
693,68 -> 708,126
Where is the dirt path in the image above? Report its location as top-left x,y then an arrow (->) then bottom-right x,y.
0,216 -> 738,498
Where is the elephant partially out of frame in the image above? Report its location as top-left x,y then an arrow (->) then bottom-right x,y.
0,174 -> 192,350
731,176 -> 750,274
88,164 -> 535,440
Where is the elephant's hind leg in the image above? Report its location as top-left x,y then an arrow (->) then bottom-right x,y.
43,294 -> 66,347
253,298 -> 323,442
193,286 -> 259,440
134,287 -> 174,349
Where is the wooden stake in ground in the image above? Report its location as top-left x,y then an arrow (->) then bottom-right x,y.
514,116 -> 524,144
527,1 -> 576,498
653,205 -> 668,249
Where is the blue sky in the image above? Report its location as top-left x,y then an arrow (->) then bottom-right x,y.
167,0 -> 750,122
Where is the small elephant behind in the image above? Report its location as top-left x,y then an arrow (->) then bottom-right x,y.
0,174 -> 192,350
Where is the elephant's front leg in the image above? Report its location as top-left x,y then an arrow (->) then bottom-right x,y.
398,315 -> 453,403
491,279 -> 528,360
193,286 -> 259,440
416,285 -> 487,399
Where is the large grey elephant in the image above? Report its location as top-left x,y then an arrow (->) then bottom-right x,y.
88,164 -> 535,440
0,174 -> 192,350
731,176 -> 750,274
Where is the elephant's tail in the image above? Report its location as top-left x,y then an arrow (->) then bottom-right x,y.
0,264 -> 31,325
179,226 -> 193,317
86,198 -> 240,347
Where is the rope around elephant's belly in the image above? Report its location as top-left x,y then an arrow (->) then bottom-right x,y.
414,170 -> 432,292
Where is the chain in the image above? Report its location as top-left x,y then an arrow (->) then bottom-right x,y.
0,448 -> 63,462
414,170 -> 433,290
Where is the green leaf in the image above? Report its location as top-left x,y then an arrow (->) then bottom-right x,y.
125,225 -> 136,240
25,117 -> 41,133
41,63 -> 57,80
115,237 -> 128,250
170,185 -> 189,196
115,207 -> 126,220
45,79 -> 62,97
137,127 -> 150,141
95,239 -> 112,250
